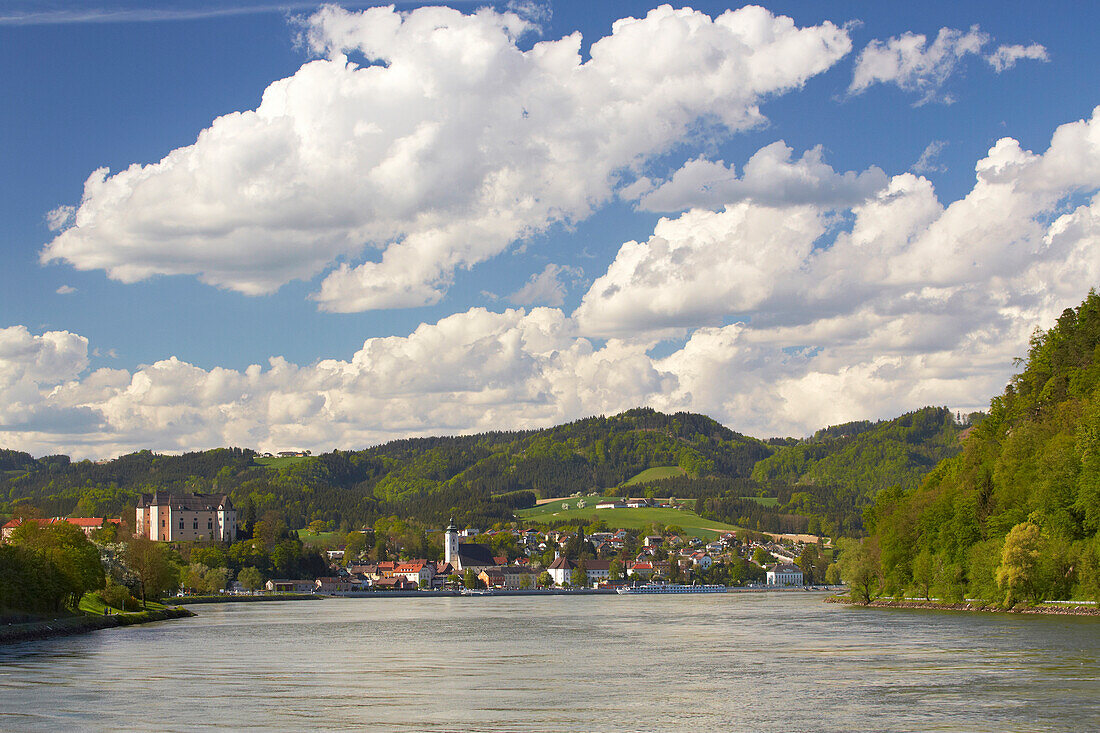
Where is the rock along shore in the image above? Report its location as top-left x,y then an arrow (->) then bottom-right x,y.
0,607 -> 196,645
825,595 -> 1100,616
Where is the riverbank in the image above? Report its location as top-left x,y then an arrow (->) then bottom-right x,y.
174,593 -> 323,605
826,594 -> 1100,616
0,606 -> 196,645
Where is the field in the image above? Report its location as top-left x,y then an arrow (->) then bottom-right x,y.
254,455 -> 311,468
516,502 -> 739,540
622,466 -> 686,486
296,529 -> 343,548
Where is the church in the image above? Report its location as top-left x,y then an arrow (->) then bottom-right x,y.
443,518 -> 498,573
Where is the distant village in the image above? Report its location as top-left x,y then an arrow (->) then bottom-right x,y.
2,489 -> 834,597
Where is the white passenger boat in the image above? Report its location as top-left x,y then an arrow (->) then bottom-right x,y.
616,583 -> 727,595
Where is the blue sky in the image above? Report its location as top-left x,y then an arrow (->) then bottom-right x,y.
2,1 -> 1099,458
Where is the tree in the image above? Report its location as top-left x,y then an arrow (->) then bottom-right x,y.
344,531 -> 368,562
837,537 -> 881,605
824,562 -> 841,586
911,548 -> 935,600
519,573 -> 533,590
570,560 -> 588,588
996,522 -> 1044,607
238,566 -> 264,592
9,521 -> 104,609
126,536 -> 179,608
463,567 -> 479,589
537,571 -> 553,588
608,559 -> 623,582
798,545 -> 820,584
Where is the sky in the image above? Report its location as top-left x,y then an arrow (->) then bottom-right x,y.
2,0 -> 1099,459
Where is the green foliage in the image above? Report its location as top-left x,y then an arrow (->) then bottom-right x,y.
237,566 -> 265,591
1,522 -> 105,613
870,290 -> 1100,603
836,537 -> 881,605
752,407 -> 963,502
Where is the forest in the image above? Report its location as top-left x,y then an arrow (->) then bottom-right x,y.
0,405 -> 969,542
851,290 -> 1100,605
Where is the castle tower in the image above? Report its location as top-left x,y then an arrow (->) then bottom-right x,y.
444,517 -> 459,568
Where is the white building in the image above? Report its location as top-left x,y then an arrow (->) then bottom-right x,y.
136,491 -> 236,543
766,563 -> 804,587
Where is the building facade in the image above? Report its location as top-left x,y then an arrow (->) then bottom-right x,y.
135,492 -> 237,542
766,563 -> 804,586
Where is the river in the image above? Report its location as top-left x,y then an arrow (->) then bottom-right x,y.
1,592 -> 1098,732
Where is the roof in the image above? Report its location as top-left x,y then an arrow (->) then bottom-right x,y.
3,517 -> 118,530
456,542 -> 497,567
548,557 -> 576,570
770,563 -> 803,573
138,491 -> 234,512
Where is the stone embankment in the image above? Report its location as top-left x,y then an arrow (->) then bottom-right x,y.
0,607 -> 195,645
826,595 -> 1099,616
174,593 -> 322,604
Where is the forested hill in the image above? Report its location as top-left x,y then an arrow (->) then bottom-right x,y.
1,402 -> 973,538
0,409 -> 772,529
750,407 -> 967,504
865,290 -> 1100,602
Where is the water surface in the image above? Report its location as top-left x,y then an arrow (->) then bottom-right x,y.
1,593 -> 1097,731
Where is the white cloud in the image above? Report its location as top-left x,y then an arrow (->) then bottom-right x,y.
636,141 -> 887,212
913,140 -> 946,174
41,4 -> 851,312
986,43 -> 1048,72
508,264 -> 583,306
11,111 -> 1100,458
55,285 -> 77,295
850,25 -> 989,104
45,205 -> 75,232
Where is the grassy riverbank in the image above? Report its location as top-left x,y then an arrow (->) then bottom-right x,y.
1,604 -> 195,645
826,594 -> 1100,616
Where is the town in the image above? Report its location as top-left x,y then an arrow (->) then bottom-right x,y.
3,488 -> 835,600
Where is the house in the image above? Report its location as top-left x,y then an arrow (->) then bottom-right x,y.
375,577 -> 416,590
691,553 -> 713,570
625,497 -> 651,508
596,499 -> 626,509
767,563 -> 804,587
643,535 -> 663,547
135,491 -> 236,542
1,516 -> 120,541
392,560 -> 435,589
547,558 -> 613,587
315,577 -> 358,593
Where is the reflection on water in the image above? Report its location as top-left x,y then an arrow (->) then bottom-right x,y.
1,593 -> 1098,732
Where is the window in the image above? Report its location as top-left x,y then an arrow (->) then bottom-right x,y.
161,519 -> 166,527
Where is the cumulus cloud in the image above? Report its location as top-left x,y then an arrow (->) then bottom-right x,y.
55,285 -> 77,295
636,141 -> 887,212
40,4 -> 851,312
10,111 -> 1100,457
986,43 -> 1048,72
850,25 -> 988,104
507,264 -> 583,306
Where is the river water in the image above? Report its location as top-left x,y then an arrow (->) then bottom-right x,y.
1,593 -> 1098,732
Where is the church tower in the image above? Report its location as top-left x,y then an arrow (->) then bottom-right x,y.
444,517 -> 460,568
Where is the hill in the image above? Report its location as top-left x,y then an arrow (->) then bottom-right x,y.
751,407 -> 966,503
0,403 -> 972,542
865,290 -> 1100,603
